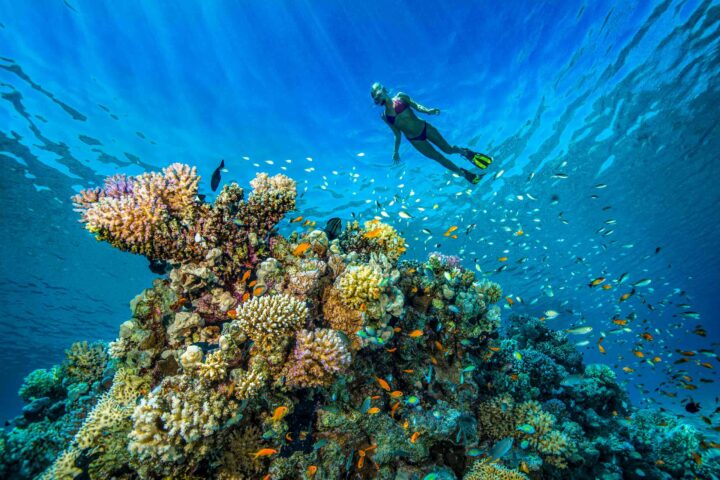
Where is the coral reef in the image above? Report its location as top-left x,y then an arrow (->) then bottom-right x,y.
2,165 -> 717,480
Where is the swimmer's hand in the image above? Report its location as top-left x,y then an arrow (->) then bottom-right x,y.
428,108 -> 440,115
392,152 -> 401,164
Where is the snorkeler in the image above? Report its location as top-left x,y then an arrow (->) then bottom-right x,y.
371,82 -> 493,184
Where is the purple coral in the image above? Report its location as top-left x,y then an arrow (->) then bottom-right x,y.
283,329 -> 351,388
429,251 -> 461,268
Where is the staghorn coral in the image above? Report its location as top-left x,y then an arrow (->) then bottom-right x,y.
282,328 -> 352,388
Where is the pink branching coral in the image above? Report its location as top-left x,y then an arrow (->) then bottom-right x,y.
73,163 -> 199,247
72,165 -> 297,279
282,329 -> 351,388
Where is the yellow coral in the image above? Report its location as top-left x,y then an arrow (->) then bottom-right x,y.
362,219 -> 406,262
464,459 -> 528,480
39,448 -> 82,480
336,265 -> 382,309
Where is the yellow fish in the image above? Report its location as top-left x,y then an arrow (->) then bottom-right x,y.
443,225 -> 458,237
290,215 -> 303,223
367,407 -> 380,415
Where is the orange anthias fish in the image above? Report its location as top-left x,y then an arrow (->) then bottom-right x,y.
253,285 -> 267,297
602,284 -> 612,290
619,291 -> 634,302
364,227 -> 383,239
390,390 -> 403,398
227,309 -> 238,319
588,277 -> 606,287
293,242 -> 311,256
241,270 -> 252,283
612,319 -> 628,326
375,377 -> 391,391
241,292 -> 250,302
505,296 -> 514,306
633,350 -> 645,358
290,215 -> 303,223
443,225 -> 458,237
408,329 -> 424,338
514,229 -> 524,236
641,332 -> 654,341
307,465 -> 318,477
410,431 -> 421,443
271,406 -> 289,422
253,448 -> 278,459
498,256 -> 508,262
367,407 -> 380,415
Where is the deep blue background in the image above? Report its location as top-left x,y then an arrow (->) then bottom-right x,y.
1,0 -> 719,426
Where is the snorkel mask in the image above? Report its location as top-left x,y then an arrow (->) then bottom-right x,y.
371,82 -> 387,105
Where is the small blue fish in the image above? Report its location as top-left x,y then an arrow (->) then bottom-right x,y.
462,365 -> 476,372
448,305 -> 460,314
360,397 -> 372,414
517,424 -> 535,434
520,439 -> 529,449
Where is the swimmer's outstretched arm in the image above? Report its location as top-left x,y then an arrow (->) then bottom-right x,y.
398,92 -> 440,115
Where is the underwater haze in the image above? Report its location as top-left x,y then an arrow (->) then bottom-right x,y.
1,0 -> 720,478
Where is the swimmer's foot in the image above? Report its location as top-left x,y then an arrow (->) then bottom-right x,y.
460,148 -> 493,169
461,168 -> 483,185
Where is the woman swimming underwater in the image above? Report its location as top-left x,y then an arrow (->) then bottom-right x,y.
371,82 -> 492,184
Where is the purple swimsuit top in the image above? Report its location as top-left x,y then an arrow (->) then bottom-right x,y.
382,97 -> 408,125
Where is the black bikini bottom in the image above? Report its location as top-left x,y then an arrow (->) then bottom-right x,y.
407,121 -> 428,142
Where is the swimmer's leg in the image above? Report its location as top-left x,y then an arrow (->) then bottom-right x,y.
425,124 -> 463,155
410,140 -> 480,184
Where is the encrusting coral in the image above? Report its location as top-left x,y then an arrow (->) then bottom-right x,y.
3,164 -> 717,480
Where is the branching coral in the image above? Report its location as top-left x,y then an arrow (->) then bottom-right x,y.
282,328 -> 352,388
232,293 -> 307,350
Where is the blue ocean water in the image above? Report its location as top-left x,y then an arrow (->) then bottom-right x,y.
0,0 -> 718,443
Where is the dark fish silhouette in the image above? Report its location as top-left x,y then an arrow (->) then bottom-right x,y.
211,159 -> 225,192
685,401 -> 701,413
148,259 -> 169,275
324,217 -> 342,240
